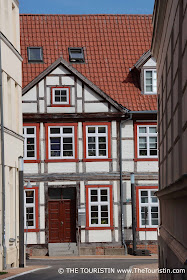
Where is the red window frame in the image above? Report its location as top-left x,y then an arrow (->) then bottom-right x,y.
23,123 -> 40,163
134,122 -> 158,162
45,123 -> 78,162
136,186 -> 159,232
85,185 -> 114,230
83,122 -> 112,162
24,186 -> 39,233
51,86 -> 71,107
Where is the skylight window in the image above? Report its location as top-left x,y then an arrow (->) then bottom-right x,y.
68,47 -> 85,63
28,47 -> 43,62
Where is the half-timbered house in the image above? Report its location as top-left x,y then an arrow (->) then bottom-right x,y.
20,14 -> 159,256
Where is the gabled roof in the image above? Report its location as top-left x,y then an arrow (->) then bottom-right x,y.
20,14 -> 157,111
133,50 -> 152,70
23,57 -> 126,113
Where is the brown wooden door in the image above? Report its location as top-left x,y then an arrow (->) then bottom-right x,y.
48,199 -> 76,243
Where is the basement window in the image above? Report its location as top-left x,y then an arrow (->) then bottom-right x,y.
28,47 -> 43,62
68,47 -> 85,63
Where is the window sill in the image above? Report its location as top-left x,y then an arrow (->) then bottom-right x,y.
24,160 -> 41,163
83,158 -> 112,162
134,158 -> 158,162
136,227 -> 158,231
50,104 -> 71,107
45,159 -> 79,163
85,226 -> 114,230
24,228 -> 40,233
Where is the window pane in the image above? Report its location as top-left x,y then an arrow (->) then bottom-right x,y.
88,150 -> 96,156
91,189 -> 98,202
29,48 -> 42,61
146,85 -> 153,92
50,137 -> 61,157
61,90 -> 67,96
101,218 -> 108,224
149,127 -> 157,133
26,191 -> 34,203
88,137 -> 95,143
91,219 -> 98,224
146,71 -> 152,79
141,191 -> 148,203
88,127 -> 95,133
151,191 -> 158,203
55,90 -> 60,96
139,127 -> 146,133
50,128 -> 60,134
27,151 -> 35,157
63,137 -> 72,143
99,150 -> 107,156
98,127 -> 106,133
27,138 -> 34,145
27,128 -> 34,134
98,137 -> 106,143
63,127 -> 72,134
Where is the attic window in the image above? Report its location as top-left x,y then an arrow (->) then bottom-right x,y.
28,47 -> 43,62
68,47 -> 85,63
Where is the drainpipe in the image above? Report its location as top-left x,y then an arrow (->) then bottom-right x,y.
0,40 -> 7,270
130,173 -> 137,255
119,113 -> 132,255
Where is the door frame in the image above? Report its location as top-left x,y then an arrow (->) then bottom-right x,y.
46,185 -> 79,244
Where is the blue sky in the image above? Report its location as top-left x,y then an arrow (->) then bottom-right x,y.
19,0 -> 155,15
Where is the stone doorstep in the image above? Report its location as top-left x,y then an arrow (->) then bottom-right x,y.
0,266 -> 47,280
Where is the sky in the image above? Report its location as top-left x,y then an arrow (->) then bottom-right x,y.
19,0 -> 155,15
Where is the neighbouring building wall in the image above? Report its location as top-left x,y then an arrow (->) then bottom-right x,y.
152,0 -> 187,278
0,0 -> 23,270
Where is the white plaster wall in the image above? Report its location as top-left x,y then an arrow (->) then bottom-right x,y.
81,230 -> 85,242
40,232 -> 45,244
50,65 -> 70,75
47,107 -> 76,113
112,139 -> 117,158
112,161 -> 118,172
39,80 -> 44,98
89,230 -> 112,242
77,80 -> 82,98
39,100 -> 45,113
139,231 -> 158,240
111,121 -> 117,138
39,206 -> 45,229
85,102 -> 109,113
122,140 -> 134,159
115,230 -> 119,242
46,76 -> 59,86
86,162 -> 110,172
80,181 -> 85,204
62,76 -> 74,85
87,181 -> 111,185
122,161 -> 134,172
124,204 -> 132,228
77,100 -> 82,112
22,103 -> 37,113
143,57 -> 156,67
137,180 -> 158,185
113,181 -> 119,202
22,86 -> 37,101
23,163 -> 38,174
48,162 -> 76,173
137,161 -> 158,172
113,205 -> 118,227
121,120 -> 133,138
48,181 -> 77,185
46,87 -> 51,106
25,232 -> 37,244
40,182 -> 45,204
84,85 -> 103,101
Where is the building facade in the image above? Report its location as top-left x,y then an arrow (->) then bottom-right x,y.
0,0 -> 23,269
20,14 -> 159,256
152,0 -> 187,278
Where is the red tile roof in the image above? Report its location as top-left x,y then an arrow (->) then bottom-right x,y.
20,14 -> 157,111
